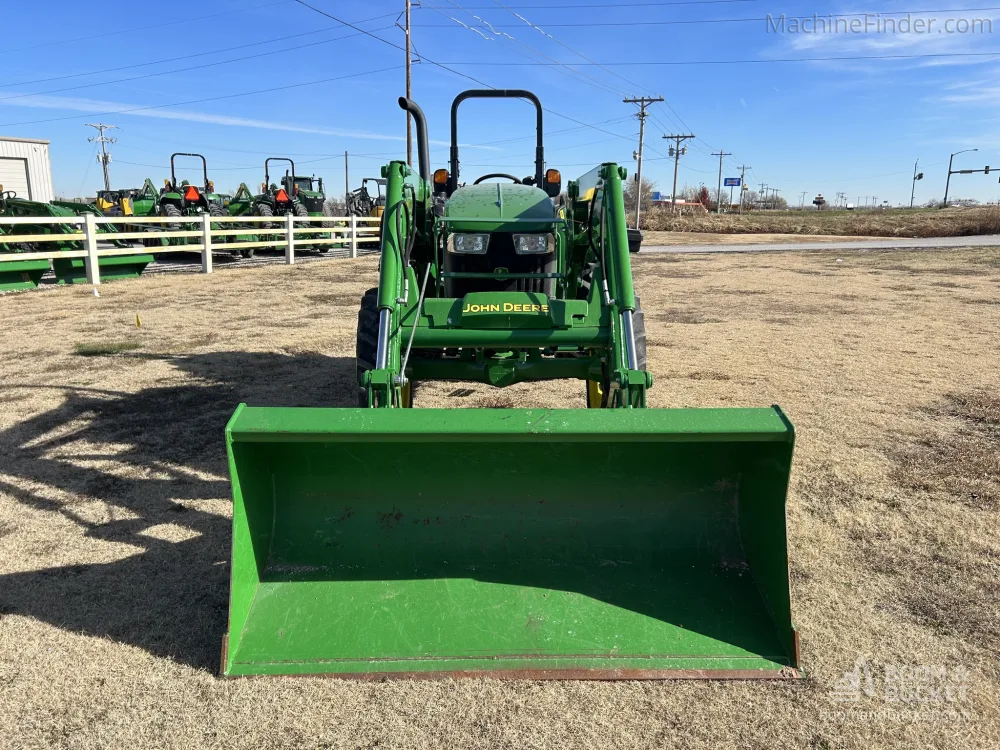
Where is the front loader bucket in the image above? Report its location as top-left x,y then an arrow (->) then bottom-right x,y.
223,406 -> 799,679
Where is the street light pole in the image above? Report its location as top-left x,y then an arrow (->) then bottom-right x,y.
943,148 -> 978,207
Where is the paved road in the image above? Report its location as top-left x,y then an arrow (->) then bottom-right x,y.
643,234 -> 1000,254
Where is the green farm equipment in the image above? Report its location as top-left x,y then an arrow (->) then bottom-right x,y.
0,187 -> 152,287
222,91 -> 798,680
154,153 -> 247,256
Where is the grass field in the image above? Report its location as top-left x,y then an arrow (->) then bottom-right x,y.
1,248 -> 998,748
642,205 -> 1000,238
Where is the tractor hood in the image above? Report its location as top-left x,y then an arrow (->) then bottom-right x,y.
445,183 -> 554,233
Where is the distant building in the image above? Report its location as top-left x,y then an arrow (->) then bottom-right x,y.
0,136 -> 53,202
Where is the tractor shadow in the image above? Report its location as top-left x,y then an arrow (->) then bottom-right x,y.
0,352 -> 357,672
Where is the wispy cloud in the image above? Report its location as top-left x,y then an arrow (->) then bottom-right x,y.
0,93 -> 496,149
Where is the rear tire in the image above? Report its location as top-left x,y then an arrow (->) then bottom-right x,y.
160,203 -> 183,248
356,288 -> 379,407
208,204 -> 227,252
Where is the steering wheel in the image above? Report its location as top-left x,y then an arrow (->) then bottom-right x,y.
473,173 -> 522,185
1,190 -> 16,200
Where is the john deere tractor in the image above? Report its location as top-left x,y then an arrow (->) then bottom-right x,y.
252,158 -> 310,221
155,153 -> 247,256
222,91 -> 798,680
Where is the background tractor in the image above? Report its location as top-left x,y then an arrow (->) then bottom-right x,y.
155,153 -> 247,257
222,90 -> 798,681
252,157 -> 310,222
346,176 -> 386,218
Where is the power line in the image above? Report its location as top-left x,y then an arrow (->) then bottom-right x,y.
0,12 -> 400,91
0,25 -> 398,105
288,0 -> 651,146
418,7 -> 1000,28
437,50 -> 1000,65
461,0 -> 759,7
420,0 -> 624,97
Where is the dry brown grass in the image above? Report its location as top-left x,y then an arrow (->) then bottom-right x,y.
642,205 -> 1000,238
1,249 -> 999,748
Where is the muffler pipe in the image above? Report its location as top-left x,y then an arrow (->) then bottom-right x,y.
397,97 -> 430,182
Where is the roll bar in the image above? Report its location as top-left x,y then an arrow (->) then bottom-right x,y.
170,153 -> 208,191
265,158 -> 295,190
449,90 -> 544,193
397,97 -> 430,182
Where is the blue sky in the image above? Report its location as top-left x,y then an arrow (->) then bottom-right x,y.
3,0 -> 1000,205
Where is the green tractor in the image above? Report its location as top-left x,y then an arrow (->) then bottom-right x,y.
222,91 -> 799,680
155,153 -> 248,257
0,187 -> 152,288
253,158 -> 310,221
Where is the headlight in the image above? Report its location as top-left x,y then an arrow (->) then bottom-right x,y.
448,233 -> 489,254
514,233 -> 554,254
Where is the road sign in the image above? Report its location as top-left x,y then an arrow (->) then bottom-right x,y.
723,177 -> 741,187
651,191 -> 662,201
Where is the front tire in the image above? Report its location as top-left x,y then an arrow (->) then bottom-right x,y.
356,288 -> 379,407
585,296 -> 646,407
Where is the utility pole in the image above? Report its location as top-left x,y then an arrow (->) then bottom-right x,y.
737,165 -> 749,213
405,0 -> 412,167
344,151 -> 349,202
771,188 -> 781,209
663,133 -> 695,213
711,150 -> 730,213
909,159 -> 923,208
623,96 -> 663,229
799,190 -> 807,208
759,183 -> 767,210
86,123 -> 117,192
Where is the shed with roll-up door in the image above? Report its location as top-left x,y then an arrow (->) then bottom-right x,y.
0,137 -> 53,203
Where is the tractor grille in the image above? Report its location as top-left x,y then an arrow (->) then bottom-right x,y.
444,232 -> 555,297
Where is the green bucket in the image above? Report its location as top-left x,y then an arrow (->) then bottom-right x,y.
0,257 -> 49,291
52,253 -> 154,284
223,407 -> 799,679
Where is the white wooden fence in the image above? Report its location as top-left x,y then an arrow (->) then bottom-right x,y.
0,213 -> 382,285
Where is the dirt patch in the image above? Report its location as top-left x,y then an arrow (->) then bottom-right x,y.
894,392 -> 999,511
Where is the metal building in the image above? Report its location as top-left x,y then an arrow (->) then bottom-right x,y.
0,137 -> 53,202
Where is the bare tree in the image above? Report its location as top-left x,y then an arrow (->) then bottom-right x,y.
623,175 -> 658,219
